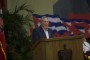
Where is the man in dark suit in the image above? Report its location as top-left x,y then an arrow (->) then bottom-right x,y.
32,16 -> 53,43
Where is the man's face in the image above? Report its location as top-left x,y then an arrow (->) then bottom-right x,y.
41,18 -> 49,29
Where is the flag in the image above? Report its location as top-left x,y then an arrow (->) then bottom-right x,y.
32,14 -> 90,38
0,16 -> 6,60
0,0 -> 6,59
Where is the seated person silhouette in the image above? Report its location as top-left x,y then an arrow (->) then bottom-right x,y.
32,16 -> 54,43
83,38 -> 90,60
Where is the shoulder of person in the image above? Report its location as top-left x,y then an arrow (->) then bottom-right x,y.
33,26 -> 41,32
48,28 -> 53,33
48,28 -> 52,31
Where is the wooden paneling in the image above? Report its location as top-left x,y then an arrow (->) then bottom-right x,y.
32,35 -> 84,60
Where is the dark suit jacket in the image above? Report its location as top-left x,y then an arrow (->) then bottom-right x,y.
32,26 -> 53,43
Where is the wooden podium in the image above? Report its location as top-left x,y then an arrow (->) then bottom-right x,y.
32,35 -> 84,60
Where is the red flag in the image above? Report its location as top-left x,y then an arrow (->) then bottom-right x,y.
0,17 -> 6,60
0,0 -> 6,59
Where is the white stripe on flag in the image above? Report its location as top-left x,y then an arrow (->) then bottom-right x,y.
50,26 -> 67,31
48,17 -> 63,23
79,29 -> 85,33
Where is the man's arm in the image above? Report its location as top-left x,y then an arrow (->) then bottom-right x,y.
32,29 -> 39,44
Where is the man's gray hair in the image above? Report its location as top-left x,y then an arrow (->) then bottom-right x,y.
41,16 -> 48,21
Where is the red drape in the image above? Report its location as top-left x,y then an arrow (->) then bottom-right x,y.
0,17 -> 6,60
0,0 -> 6,60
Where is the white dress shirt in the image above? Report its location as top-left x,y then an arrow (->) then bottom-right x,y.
42,26 -> 49,39
44,29 -> 49,39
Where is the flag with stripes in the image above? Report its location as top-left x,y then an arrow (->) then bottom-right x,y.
32,14 -> 90,38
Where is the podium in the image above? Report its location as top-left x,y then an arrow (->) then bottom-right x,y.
32,35 -> 84,60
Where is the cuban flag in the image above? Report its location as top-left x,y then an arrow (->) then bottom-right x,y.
32,14 -> 90,38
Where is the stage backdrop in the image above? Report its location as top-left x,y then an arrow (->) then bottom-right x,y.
32,14 -> 90,38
